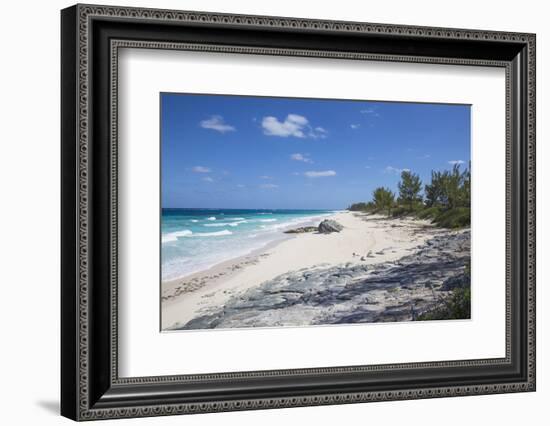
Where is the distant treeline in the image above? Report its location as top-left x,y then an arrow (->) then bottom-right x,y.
348,163 -> 470,228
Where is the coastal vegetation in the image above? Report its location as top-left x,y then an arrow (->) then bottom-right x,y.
415,287 -> 471,321
348,164 -> 471,229
347,165 -> 473,322
416,260 -> 471,321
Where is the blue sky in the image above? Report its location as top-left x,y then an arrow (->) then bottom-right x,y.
161,93 -> 470,209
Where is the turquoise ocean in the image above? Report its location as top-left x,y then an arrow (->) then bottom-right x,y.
161,208 -> 336,281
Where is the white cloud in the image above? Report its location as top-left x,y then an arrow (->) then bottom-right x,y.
290,153 -> 313,163
199,115 -> 235,133
304,170 -> 337,178
287,114 -> 308,125
261,114 -> 307,137
236,184 -> 245,188
350,124 -> 361,129
418,154 -> 431,159
448,160 -> 465,165
311,127 -> 328,139
360,108 -> 380,117
260,183 -> 279,189
315,126 -> 325,131
192,166 -> 211,173
384,166 -> 410,175
202,177 -> 214,182
259,175 -> 273,180
261,114 -> 327,139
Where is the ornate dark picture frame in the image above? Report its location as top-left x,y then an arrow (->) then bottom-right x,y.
61,4 -> 536,421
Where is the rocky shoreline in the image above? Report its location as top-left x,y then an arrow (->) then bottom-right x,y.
170,228 -> 470,330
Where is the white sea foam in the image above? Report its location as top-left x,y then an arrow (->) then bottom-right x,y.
162,212 -> 333,280
195,230 -> 233,237
203,220 -> 247,227
190,219 -> 199,223
162,229 -> 193,243
260,214 -> 331,232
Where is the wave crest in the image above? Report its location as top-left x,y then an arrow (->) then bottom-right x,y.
203,220 -> 247,227
195,230 -> 233,237
162,229 -> 192,243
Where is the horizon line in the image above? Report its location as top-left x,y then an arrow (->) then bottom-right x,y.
162,207 -> 345,211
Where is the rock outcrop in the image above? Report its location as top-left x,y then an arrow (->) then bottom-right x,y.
284,226 -> 318,234
174,230 -> 471,330
318,219 -> 344,233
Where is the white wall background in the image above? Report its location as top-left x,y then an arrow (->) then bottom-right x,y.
0,0 -> 546,424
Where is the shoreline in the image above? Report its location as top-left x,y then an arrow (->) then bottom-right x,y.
161,211 -> 452,330
161,212 -> 334,290
161,211 -> 336,283
161,236 -> 290,301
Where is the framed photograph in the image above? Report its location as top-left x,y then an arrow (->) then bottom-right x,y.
61,4 -> 536,421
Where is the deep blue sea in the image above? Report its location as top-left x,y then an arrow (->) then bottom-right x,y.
161,208 -> 335,281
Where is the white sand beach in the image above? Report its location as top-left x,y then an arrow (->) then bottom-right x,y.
161,211 -> 448,330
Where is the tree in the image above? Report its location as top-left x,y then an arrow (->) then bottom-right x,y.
458,163 -> 471,208
397,170 -> 422,210
425,170 -> 444,207
442,164 -> 462,209
424,164 -> 471,209
348,202 -> 369,211
373,187 -> 395,216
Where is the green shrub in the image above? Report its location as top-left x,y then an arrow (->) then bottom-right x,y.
433,207 -> 470,228
391,206 -> 410,217
373,187 -> 395,216
416,286 -> 471,321
416,206 -> 442,220
348,202 -> 370,212
447,286 -> 471,318
411,202 -> 425,213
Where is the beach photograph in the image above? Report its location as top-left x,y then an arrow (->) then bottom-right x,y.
160,94 -> 471,331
